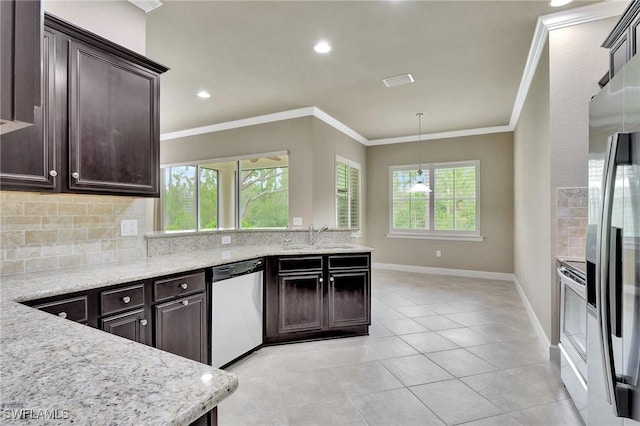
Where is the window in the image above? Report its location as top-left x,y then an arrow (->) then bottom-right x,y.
162,165 -> 219,231
161,153 -> 288,231
239,159 -> 288,228
389,160 -> 480,238
336,156 -> 360,229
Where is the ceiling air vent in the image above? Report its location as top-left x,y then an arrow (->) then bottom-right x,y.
382,73 -> 415,88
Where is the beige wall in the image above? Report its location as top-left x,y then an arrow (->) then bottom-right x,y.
44,0 -> 146,54
365,133 -> 514,273
513,42 -> 551,341
547,17 -> 616,344
160,116 -> 367,236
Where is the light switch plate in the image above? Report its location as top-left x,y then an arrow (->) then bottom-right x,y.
293,217 -> 303,226
221,235 -> 231,245
121,219 -> 138,237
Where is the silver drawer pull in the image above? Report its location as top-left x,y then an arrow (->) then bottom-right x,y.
140,319 -> 148,326
182,300 -> 189,306
122,296 -> 131,304
49,170 -> 57,177
71,172 -> 79,179
180,283 -> 188,290
58,312 -> 67,319
319,277 -> 323,283
330,276 -> 334,282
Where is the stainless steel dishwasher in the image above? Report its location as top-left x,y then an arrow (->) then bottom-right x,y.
211,259 -> 264,368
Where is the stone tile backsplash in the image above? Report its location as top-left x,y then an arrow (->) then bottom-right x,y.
0,192 -> 147,276
557,187 -> 588,260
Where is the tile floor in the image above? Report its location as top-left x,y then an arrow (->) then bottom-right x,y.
218,269 -> 583,426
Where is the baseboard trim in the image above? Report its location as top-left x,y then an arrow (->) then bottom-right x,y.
513,276 -> 552,359
371,262 -> 515,281
373,262 -> 552,359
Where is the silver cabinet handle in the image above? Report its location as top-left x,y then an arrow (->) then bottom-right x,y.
319,277 -> 323,283
182,300 -> 189,306
122,296 -> 131,304
71,172 -> 79,179
49,170 -> 57,177
140,319 -> 148,326
58,312 -> 67,319
180,283 -> 188,290
330,276 -> 334,282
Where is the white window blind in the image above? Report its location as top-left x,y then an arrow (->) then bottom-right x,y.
336,156 -> 360,229
389,160 -> 479,236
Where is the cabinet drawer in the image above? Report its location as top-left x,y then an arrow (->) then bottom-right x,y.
278,256 -> 323,273
100,283 -> 145,316
328,254 -> 370,270
34,296 -> 88,322
154,272 -> 205,303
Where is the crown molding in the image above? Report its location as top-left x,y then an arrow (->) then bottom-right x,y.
367,125 -> 512,146
161,1 -> 625,147
509,1 -> 626,128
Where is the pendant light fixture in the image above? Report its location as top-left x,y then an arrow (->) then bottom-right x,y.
410,112 -> 431,193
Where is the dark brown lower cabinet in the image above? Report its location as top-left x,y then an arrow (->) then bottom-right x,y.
100,309 -> 149,345
278,272 -> 323,334
328,270 -> 370,328
265,253 -> 371,344
154,292 -> 208,364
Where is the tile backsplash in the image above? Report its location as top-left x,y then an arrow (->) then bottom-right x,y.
0,192 -> 146,276
557,187 -> 588,259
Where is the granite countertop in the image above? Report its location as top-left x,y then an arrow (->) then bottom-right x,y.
0,244 -> 372,424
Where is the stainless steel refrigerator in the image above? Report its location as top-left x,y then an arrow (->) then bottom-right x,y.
587,52 -> 640,425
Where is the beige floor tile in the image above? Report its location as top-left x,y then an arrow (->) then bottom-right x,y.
400,331 -> 460,353
375,317 -> 430,335
410,379 -> 503,425
508,400 -> 583,426
285,396 -> 366,426
423,302 -> 469,314
395,305 -> 439,318
436,327 -> 498,347
351,388 -> 445,426
363,335 -> 420,360
276,368 -> 347,408
413,315 -> 465,331
426,348 -> 498,378
381,354 -> 453,386
219,407 -> 290,426
466,342 -> 547,370
461,371 -> 556,411
504,363 -> 570,401
331,360 -> 404,396
457,413 -> 523,426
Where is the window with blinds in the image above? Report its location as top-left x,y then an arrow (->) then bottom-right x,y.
389,161 -> 479,236
336,156 -> 361,229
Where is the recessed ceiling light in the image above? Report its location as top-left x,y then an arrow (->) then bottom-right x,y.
313,40 -> 332,54
197,91 -> 211,99
550,0 -> 572,7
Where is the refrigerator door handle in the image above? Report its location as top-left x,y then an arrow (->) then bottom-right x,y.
599,132 -> 631,418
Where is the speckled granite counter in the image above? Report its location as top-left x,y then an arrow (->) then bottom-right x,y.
0,244 -> 372,424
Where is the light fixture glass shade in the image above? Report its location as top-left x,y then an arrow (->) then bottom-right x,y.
410,169 -> 431,192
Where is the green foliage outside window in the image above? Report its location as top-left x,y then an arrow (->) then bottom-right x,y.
240,167 -> 288,228
163,166 -> 196,231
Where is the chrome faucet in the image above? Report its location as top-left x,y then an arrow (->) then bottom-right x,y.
309,224 -> 329,245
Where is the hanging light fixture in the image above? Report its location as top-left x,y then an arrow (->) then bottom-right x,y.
410,112 -> 431,193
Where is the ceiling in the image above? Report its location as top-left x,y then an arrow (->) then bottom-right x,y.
145,0 -> 599,142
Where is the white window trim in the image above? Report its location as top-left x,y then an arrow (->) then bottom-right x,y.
388,160 -> 481,239
335,155 -> 361,232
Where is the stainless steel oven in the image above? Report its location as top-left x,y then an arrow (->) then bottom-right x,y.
558,264 -> 587,420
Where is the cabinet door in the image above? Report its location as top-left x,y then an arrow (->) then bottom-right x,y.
67,40 -> 160,197
0,28 -> 57,191
278,273 -> 323,334
101,309 -> 149,345
155,293 -> 207,364
328,270 -> 370,328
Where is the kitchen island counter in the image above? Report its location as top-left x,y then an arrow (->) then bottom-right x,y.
0,244 -> 371,424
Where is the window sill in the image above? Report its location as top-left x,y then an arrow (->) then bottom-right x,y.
386,233 -> 485,242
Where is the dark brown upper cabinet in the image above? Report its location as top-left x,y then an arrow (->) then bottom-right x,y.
0,12 -> 168,197
0,0 -> 41,134
603,0 -> 640,80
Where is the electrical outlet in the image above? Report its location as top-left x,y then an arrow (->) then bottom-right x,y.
221,250 -> 231,259
120,219 -> 138,237
221,235 -> 231,245
436,250 -> 442,257
293,217 -> 303,226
